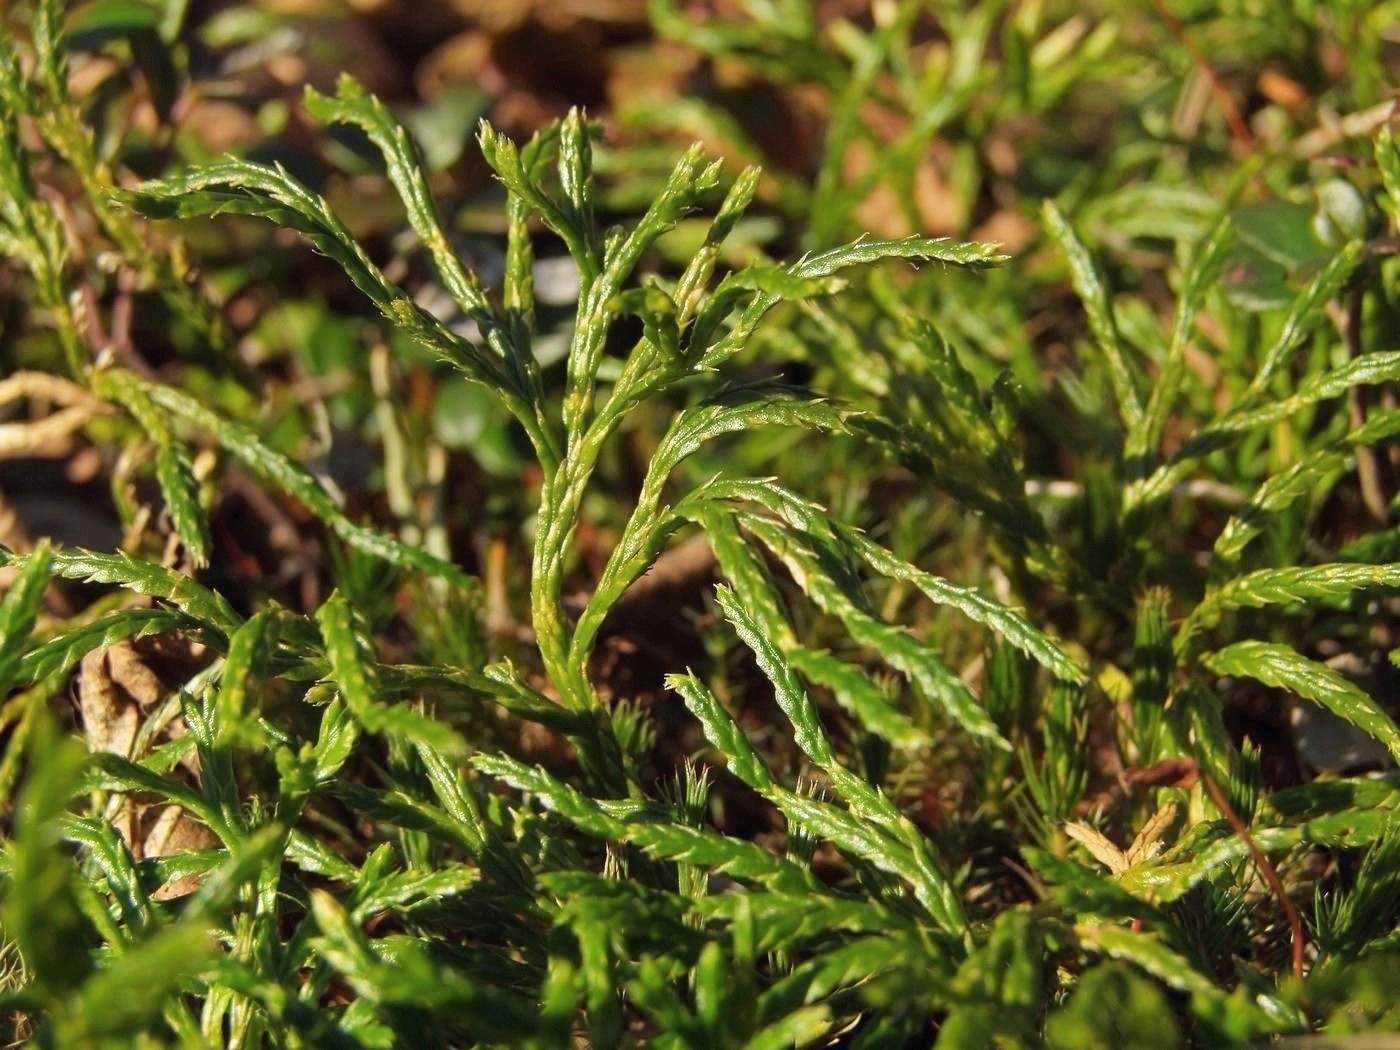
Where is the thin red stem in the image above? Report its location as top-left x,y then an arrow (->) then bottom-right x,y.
1202,772 -> 1305,981
1149,0 -> 1256,155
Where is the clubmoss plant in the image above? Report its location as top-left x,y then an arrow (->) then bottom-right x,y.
1,1 -> 1400,1046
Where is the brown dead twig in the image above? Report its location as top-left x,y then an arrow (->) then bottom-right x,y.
0,371 -> 111,457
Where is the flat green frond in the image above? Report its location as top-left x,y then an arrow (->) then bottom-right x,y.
1216,352 -> 1400,437
347,863 -> 480,923
0,539 -> 52,694
1076,925 -> 1241,1019
650,390 -> 855,484
693,501 -> 925,748
1378,124 -> 1400,218
1118,800 -> 1397,904
17,609 -> 196,685
136,376 -> 477,592
86,752 -> 226,840
694,234 -> 1004,369
1133,217 -> 1235,458
835,523 -> 1085,683
214,611 -> 278,746
1042,200 -> 1142,427
557,108 -> 597,258
154,444 -> 211,568
316,592 -> 467,757
786,648 -> 927,749
480,118 -> 597,280
1204,641 -> 1400,763
759,932 -> 947,1028
379,663 -> 590,735
473,753 -> 819,892
1214,411 -> 1400,564
790,235 -> 1006,278
666,671 -> 773,790
713,586 -> 841,773
0,546 -> 240,633
686,267 -> 847,358
737,512 -> 1008,749
303,76 -> 511,340
611,283 -> 682,361
95,369 -> 211,567
668,669 -> 966,932
309,890 -> 539,1041
1128,352 -> 1400,512
329,781 -> 484,859
715,586 -> 966,927
114,164 -> 514,396
114,162 -> 398,307
1188,563 -> 1400,635
674,165 -> 762,324
693,892 -> 903,953
1242,241 -> 1365,406
59,815 -> 152,934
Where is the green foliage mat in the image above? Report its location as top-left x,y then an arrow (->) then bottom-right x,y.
1,0 -> 1399,1045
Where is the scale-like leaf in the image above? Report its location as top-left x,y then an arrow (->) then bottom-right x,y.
329,782 -> 482,860
302,73 -> 553,441
674,165 -> 761,325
